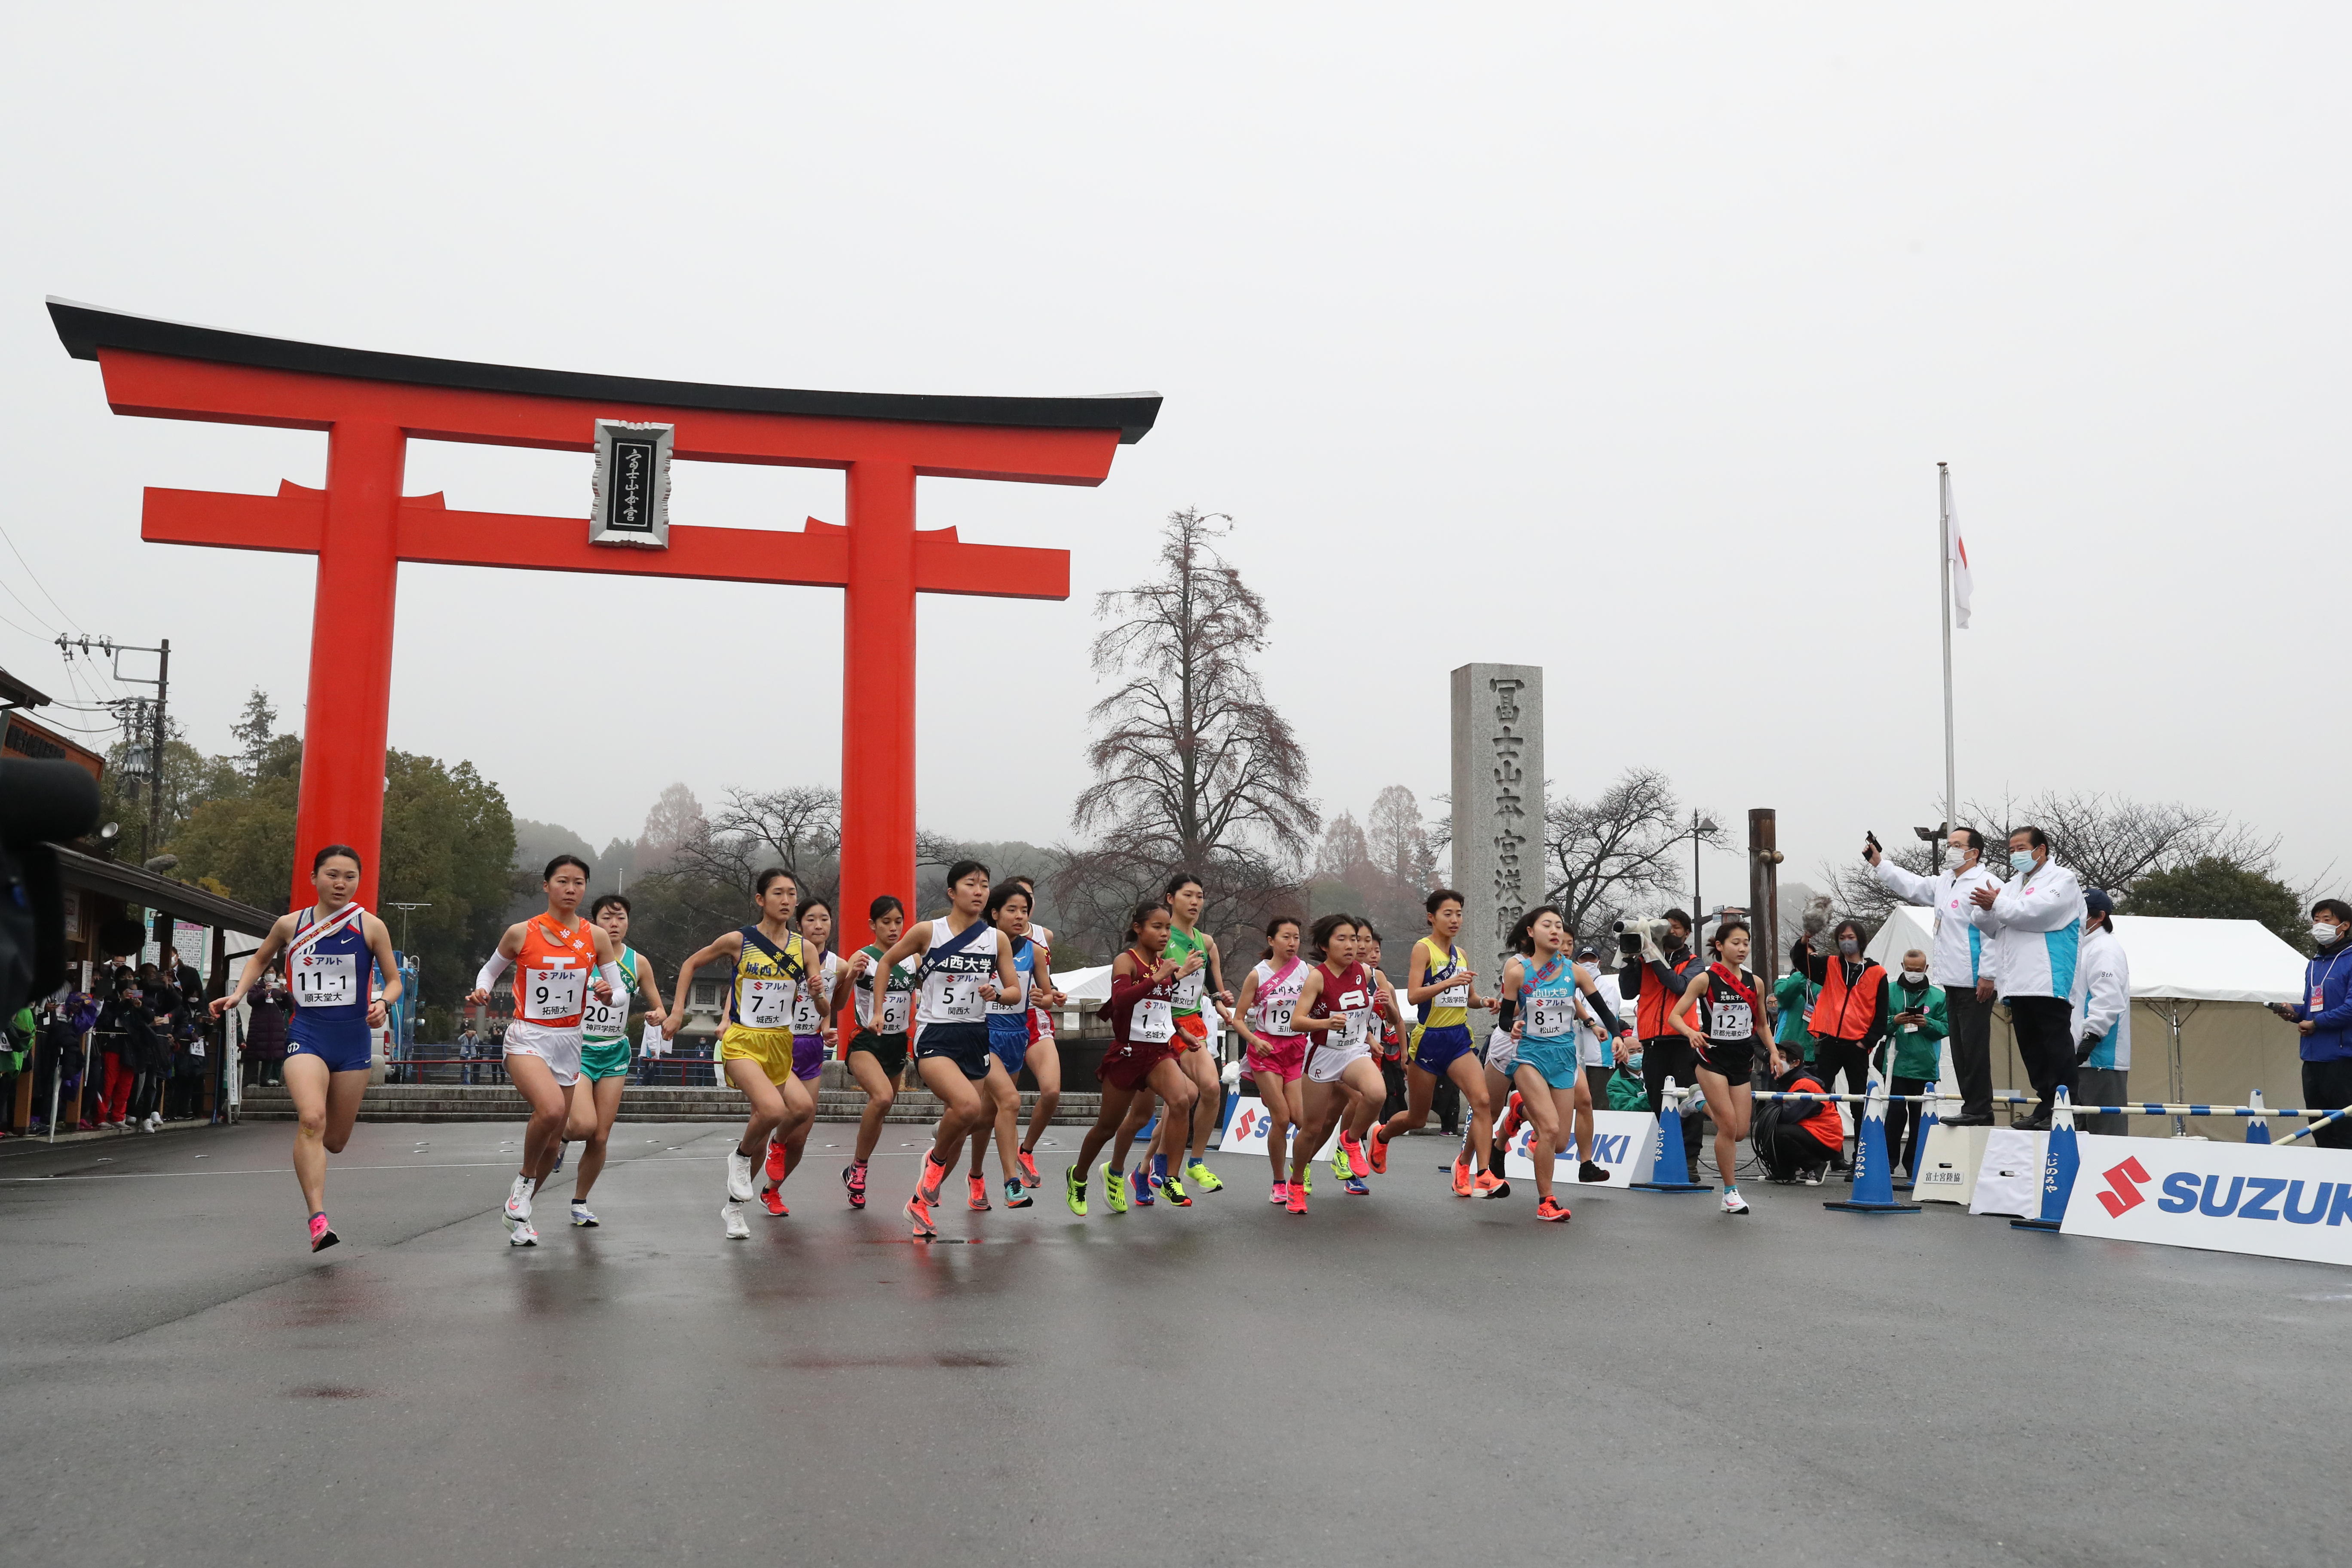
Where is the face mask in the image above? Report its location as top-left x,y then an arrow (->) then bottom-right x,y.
2315,922 -> 2344,946
1627,1054 -> 1645,1073
1838,939 -> 1859,958
1902,972 -> 1927,986
2009,851 -> 2036,873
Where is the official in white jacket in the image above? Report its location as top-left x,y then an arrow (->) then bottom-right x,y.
2068,888 -> 2130,1135
1866,826 -> 2003,1125
1967,825 -> 2087,1130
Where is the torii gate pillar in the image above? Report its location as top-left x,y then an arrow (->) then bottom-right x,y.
50,301 -> 1160,945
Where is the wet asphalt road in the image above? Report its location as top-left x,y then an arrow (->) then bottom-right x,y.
3,1118 -> 2347,1568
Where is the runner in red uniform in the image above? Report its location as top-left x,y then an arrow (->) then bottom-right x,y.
1286,914 -> 1385,1213
1063,901 -> 1199,1216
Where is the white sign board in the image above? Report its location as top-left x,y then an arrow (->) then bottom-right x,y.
2061,1133 -> 2352,1267
1499,1109 -> 1657,1186
1218,1095 -> 1342,1163
1967,1128 -> 2049,1218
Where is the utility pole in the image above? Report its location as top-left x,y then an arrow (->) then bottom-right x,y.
57,634 -> 172,857
1749,809 -> 1782,979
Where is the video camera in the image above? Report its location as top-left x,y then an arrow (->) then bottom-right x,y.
1613,915 -> 1675,960
0,759 -> 104,1019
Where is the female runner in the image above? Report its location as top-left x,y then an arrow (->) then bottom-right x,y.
1008,876 -> 1064,1188
1666,917 -> 1774,1214
664,868 -> 817,1239
468,855 -> 622,1246
1063,900 -> 1200,1216
1155,872 -> 1231,1194
836,894 -> 916,1210
1368,891 -> 1495,1182
1498,906 -> 1624,1222
863,860 -> 1024,1238
1229,914 -> 1313,1204
1284,914 -> 1386,1213
760,897 -> 842,1215
964,882 -> 1063,1210
211,844 -> 404,1252
568,892 -> 667,1228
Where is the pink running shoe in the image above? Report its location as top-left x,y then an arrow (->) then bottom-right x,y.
308,1213 -> 340,1253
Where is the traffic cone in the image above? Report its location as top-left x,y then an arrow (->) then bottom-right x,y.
2245,1087 -> 2271,1146
1825,1062 -> 1922,1213
2012,1084 -> 2080,1231
1892,1084 -> 1939,1194
1630,1078 -> 1712,1193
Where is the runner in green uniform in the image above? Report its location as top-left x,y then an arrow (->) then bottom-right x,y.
1107,871 -> 1231,1204
837,894 -> 917,1210
567,893 -> 666,1227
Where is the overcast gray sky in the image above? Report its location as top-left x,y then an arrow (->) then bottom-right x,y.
4,5 -> 2344,903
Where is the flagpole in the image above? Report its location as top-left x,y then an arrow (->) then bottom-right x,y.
1938,462 -> 1956,861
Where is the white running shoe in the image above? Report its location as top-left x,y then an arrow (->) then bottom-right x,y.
504,1173 -> 533,1226
570,1202 -> 599,1228
507,1220 -> 539,1247
1721,1188 -> 1750,1216
721,1203 -> 751,1240
725,1150 -> 756,1204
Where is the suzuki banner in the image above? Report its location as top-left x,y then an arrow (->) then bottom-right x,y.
2061,1134 -> 2352,1267
1499,1110 -> 1658,1187
1219,1096 -> 1341,1162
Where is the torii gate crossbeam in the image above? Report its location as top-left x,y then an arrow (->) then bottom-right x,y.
49,300 -> 1159,946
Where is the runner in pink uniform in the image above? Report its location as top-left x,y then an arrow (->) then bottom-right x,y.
1230,915 -> 1310,1204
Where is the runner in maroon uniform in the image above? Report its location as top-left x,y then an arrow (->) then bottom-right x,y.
1064,901 -> 1199,1216
1667,917 -> 1776,1215
1286,914 -> 1385,1213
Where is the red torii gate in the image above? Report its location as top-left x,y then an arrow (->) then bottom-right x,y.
49,301 -> 1159,945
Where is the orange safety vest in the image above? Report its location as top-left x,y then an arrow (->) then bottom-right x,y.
1636,953 -> 1694,1039
1810,958 -> 1886,1043
1788,1071 -> 1845,1150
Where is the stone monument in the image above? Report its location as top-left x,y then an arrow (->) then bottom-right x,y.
1450,663 -> 1543,1041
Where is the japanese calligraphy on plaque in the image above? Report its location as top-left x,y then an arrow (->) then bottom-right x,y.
589,420 -> 674,548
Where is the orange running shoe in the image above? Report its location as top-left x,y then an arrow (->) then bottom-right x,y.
1474,1170 -> 1511,1200
919,1154 -> 947,1204
1017,1148 -> 1041,1186
1535,1196 -> 1570,1222
968,1174 -> 991,1211
1497,1090 -> 1525,1142
1451,1151 -> 1474,1197
764,1137 -> 787,1183
905,1192 -> 936,1239
761,1185 -> 788,1218
1341,1136 -> 1368,1180
1286,1184 -> 1308,1215
1367,1127 -> 1389,1175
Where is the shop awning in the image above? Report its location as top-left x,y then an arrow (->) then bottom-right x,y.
55,845 -> 279,938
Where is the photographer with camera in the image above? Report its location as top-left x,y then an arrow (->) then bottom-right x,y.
1865,826 -> 2003,1126
1620,908 -> 1706,1185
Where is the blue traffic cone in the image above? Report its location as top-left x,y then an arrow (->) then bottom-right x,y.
2245,1088 -> 2271,1145
1825,1063 -> 1923,1213
1630,1078 -> 1712,1193
2012,1084 -> 2080,1231
1892,1087 -> 1939,1194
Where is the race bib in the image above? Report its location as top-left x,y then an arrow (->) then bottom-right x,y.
1173,968 -> 1204,1007
739,977 -> 796,1028
937,976 -> 985,1022
524,967 -> 584,1021
877,985 -> 912,1034
292,952 -> 356,1008
1256,999 -> 1295,1035
790,984 -> 825,1034
1342,1007 -> 1372,1048
582,992 -> 629,1038
1528,998 -> 1577,1037
1435,982 -> 1469,1009
1709,999 -> 1754,1041
1132,997 -> 1175,1043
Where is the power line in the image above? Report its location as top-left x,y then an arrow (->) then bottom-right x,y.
0,521 -> 86,634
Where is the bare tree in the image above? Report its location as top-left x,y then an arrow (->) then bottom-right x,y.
1366,784 -> 1437,889
1976,790 -> 2278,893
1540,767 -> 1726,940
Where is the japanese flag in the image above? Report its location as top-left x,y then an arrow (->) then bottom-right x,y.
1947,497 -> 1974,630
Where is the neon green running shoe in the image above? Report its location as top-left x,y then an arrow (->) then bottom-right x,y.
1161,1173 -> 1192,1207
1185,1161 -> 1223,1193
1064,1165 -> 1087,1216
1331,1144 -> 1353,1179
1302,1164 -> 1313,1195
1104,1167 -> 1130,1214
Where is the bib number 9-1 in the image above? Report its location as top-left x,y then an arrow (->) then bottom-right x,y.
525,968 -> 584,1021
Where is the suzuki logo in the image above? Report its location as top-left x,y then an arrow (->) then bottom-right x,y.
2097,1156 -> 2153,1217
1233,1109 -> 1259,1141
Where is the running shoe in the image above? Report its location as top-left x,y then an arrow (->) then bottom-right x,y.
1185,1160 -> 1223,1193
968,1174 -> 992,1212
551,1145 -> 565,1176
1286,1184 -> 1308,1215
1366,1129 -> 1389,1175
1017,1149 -> 1041,1186
842,1161 -> 868,1209
508,1220 -> 540,1247
1162,1173 -> 1193,1207
1130,1167 -> 1156,1207
1065,1167 -> 1088,1216
1474,1170 -> 1511,1200
1498,1090 -> 1525,1141
1535,1196 -> 1571,1223
722,1204 -> 750,1240
1332,1142 -> 1354,1180
1004,1177 -> 1033,1209
764,1137 -> 787,1183
1270,1181 -> 1288,1205
919,1154 -> 948,1205
906,1191 -> 937,1239
1301,1164 -> 1312,1196
570,1201 -> 600,1228
1721,1188 -> 1750,1216
503,1174 -> 534,1229
1578,1159 -> 1611,1183
761,1186 -> 788,1218
725,1150 -> 756,1204
1104,1168 -> 1129,1214
1343,1174 -> 1370,1196
307,1213 -> 339,1253
1451,1152 -> 1473,1197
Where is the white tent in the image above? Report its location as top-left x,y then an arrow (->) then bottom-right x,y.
2104,915 -> 2304,1004
1863,905 -> 1936,970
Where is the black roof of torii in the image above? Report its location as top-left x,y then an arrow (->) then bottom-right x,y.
47,299 -> 1163,444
